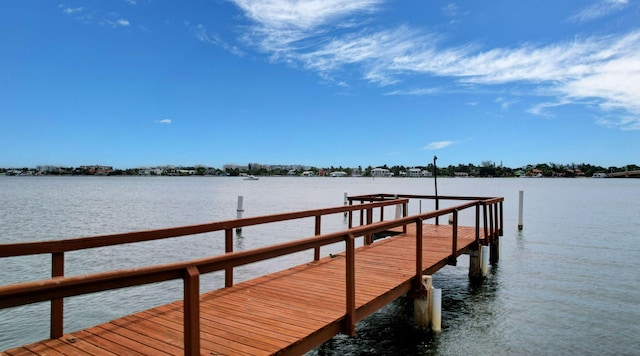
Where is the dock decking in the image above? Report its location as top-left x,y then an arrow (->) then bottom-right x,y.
2,224 -> 478,356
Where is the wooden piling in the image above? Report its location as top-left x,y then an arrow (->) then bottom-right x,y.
414,275 -> 433,328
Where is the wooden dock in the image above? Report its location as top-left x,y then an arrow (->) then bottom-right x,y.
1,194 -> 503,355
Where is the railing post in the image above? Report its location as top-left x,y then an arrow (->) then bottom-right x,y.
488,203 -> 495,241
51,252 -> 64,339
348,199 -> 353,229
344,234 -> 356,336
490,203 -> 500,265
448,210 -> 458,266
314,215 -> 321,261
499,200 -> 504,236
365,208 -> 373,245
414,219 -> 423,291
183,266 -> 200,356
403,202 -> 408,233
224,229 -> 233,287
475,203 -> 480,243
483,203 -> 489,245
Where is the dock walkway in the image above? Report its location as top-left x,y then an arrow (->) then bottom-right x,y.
1,194 -> 503,355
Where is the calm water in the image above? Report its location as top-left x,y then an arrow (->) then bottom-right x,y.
1,176 -> 639,354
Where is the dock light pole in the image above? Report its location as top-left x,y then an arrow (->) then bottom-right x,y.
434,156 -> 439,225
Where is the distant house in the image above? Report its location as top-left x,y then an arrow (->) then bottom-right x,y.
371,168 -> 392,177
330,171 -> 348,177
454,172 -> 469,177
301,171 -> 315,177
408,168 -> 422,177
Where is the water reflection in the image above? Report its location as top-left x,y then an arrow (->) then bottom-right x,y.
309,260 -> 503,355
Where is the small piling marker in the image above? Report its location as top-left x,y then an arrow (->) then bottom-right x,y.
518,190 -> 524,230
236,196 -> 244,233
431,287 -> 442,333
344,192 -> 348,217
394,194 -> 401,219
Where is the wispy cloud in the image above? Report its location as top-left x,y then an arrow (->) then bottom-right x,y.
60,6 -> 85,15
229,0 -> 640,129
59,5 -> 131,28
569,0 -> 628,23
442,3 -> 459,17
230,0 -> 383,59
101,18 -> 130,27
155,119 -> 172,124
596,115 -> 640,131
191,24 -> 244,57
59,4 -> 94,23
384,87 -> 440,96
424,141 -> 454,150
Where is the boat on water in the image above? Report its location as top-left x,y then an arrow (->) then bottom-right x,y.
243,175 -> 259,180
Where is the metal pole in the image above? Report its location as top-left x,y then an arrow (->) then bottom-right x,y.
434,156 -> 439,225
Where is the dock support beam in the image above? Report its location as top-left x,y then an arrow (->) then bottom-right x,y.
413,275 -> 442,333
469,244 -> 490,279
490,237 -> 500,265
414,275 -> 432,328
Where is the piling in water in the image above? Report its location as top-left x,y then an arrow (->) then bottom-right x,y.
518,190 -> 524,230
431,287 -> 442,333
236,196 -> 244,233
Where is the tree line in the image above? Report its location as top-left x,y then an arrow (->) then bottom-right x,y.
3,162 -> 638,177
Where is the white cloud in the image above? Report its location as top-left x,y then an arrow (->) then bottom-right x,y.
230,0 -> 640,126
569,0 -> 628,22
60,6 -> 85,15
424,141 -> 454,150
230,0 -> 382,57
231,0 -> 381,31
155,119 -> 172,124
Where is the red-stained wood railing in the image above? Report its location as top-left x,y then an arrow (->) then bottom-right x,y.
0,199 -> 408,340
1,194 -> 504,355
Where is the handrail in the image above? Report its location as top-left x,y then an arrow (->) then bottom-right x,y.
1,195 -> 504,355
0,198 -> 409,341
0,199 -> 409,257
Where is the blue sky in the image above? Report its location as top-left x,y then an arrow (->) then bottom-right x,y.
1,0 -> 639,169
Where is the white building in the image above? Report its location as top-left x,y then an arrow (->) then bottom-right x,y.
371,168 -> 392,177
408,168 -> 422,177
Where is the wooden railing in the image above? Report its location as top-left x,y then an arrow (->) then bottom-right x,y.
0,199 -> 408,341
0,195 -> 503,355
